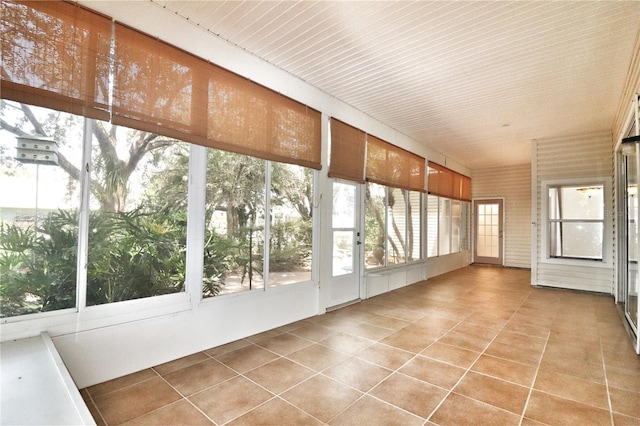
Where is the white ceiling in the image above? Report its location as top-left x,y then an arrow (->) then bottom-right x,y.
136,1 -> 640,169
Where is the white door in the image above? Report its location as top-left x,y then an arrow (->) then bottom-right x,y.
474,199 -> 504,265
326,180 -> 362,308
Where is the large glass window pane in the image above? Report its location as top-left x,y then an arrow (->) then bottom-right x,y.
427,195 -> 439,257
547,184 -> 604,261
439,197 -> 451,255
407,190 -> 422,261
387,187 -> 406,265
204,150 -> 265,297
365,182 -> 386,268
1,102 -> 82,317
461,202 -> 471,251
549,222 -> 603,259
550,186 -> 604,220
87,122 -> 188,305
269,163 -> 313,287
451,200 -> 461,253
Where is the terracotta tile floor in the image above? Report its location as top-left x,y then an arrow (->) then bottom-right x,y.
81,266 -> 640,425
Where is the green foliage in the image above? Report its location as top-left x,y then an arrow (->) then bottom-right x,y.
364,184 -> 385,252
202,227 -> 235,298
85,208 -> 188,306
0,212 -> 78,317
269,218 -> 312,272
0,208 -> 190,316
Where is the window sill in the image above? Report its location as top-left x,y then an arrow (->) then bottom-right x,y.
365,262 -> 425,273
540,256 -> 612,269
0,292 -> 193,342
365,260 -> 426,275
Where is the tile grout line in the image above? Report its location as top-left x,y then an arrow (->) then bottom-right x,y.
87,368 -> 166,426
517,330 -> 550,426
315,310 -> 473,425
82,390 -> 109,426
413,305 -> 507,425
153,368 -> 221,426
599,331 -> 616,426
422,290 -> 536,425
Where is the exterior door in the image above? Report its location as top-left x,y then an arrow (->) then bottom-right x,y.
326,180 -> 362,308
474,199 -> 504,265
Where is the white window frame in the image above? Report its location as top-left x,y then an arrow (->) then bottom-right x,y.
364,184 -> 425,270
1,129 -> 319,341
541,177 -> 612,268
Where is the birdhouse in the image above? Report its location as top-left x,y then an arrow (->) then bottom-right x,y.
15,135 -> 59,166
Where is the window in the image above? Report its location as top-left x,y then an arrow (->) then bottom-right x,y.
86,122 -> 189,306
407,190 -> 422,261
1,102 -> 192,314
1,99 -> 317,318
365,182 -> 423,268
203,149 -> 265,297
438,197 -> 452,256
365,183 -> 386,268
1,104 -> 83,317
427,194 -> 470,257
387,187 -> 407,265
547,183 -> 604,260
1,1 -> 321,320
452,200 -> 461,253
202,150 -> 315,298
268,163 -> 313,287
427,196 -> 438,257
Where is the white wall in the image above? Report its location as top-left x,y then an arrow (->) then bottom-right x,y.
532,132 -> 614,293
426,252 -> 472,279
473,164 -> 531,268
366,264 -> 427,298
54,283 -> 318,389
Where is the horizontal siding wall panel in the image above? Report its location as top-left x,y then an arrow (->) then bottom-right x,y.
533,131 -> 614,293
473,164 -> 531,268
537,264 -> 613,293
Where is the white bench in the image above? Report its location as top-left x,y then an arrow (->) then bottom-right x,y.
1,332 -> 95,425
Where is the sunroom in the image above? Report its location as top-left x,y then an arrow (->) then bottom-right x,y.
1,1 -> 639,424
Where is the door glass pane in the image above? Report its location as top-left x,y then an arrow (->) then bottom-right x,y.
333,231 -> 354,276
333,182 -> 355,228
